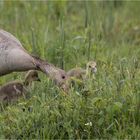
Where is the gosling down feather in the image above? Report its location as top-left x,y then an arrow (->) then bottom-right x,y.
0,70 -> 40,103
67,61 -> 97,80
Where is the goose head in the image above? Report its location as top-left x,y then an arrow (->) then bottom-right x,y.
46,67 -> 69,92
87,61 -> 97,74
32,56 -> 69,91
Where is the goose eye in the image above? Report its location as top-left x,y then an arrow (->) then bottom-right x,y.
62,75 -> 65,79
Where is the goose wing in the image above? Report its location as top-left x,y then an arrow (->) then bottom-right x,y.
0,29 -> 35,76
0,29 -> 24,49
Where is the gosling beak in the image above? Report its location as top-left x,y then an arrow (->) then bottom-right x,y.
92,67 -> 97,73
37,78 -> 41,82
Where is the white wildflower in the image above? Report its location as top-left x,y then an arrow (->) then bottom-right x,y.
85,122 -> 92,126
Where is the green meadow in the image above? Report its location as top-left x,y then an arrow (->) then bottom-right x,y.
0,1 -> 140,139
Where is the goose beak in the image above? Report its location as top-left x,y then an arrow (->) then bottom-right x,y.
61,84 -> 69,93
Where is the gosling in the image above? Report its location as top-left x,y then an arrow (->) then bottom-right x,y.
67,61 -> 97,80
0,70 -> 40,103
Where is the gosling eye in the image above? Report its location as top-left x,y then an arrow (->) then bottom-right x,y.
62,75 -> 65,79
89,65 -> 91,68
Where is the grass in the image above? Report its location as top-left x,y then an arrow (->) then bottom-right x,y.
0,1 -> 140,139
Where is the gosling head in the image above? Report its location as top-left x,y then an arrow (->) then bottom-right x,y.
87,61 -> 97,74
24,70 -> 41,86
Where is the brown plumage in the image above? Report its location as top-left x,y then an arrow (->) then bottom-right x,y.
0,29 -> 69,90
0,70 -> 40,103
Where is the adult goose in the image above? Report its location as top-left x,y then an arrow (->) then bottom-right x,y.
0,29 -> 68,90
